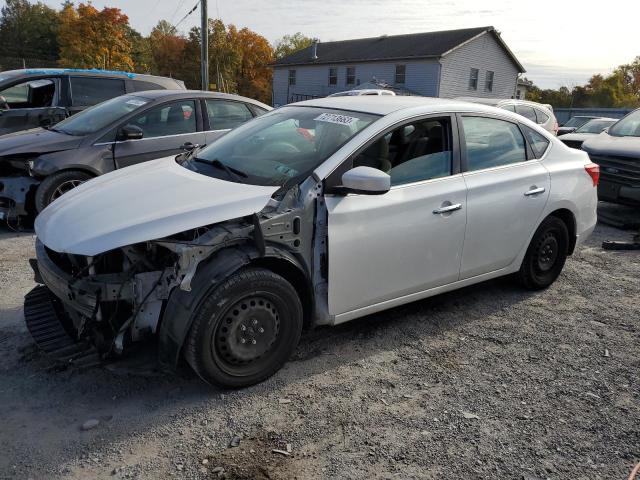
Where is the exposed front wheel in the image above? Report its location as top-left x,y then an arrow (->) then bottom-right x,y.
517,216 -> 569,290
184,268 -> 303,388
35,170 -> 92,212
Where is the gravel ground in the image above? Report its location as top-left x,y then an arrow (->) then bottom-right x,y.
0,218 -> 638,479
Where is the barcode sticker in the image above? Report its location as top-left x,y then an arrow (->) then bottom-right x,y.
314,113 -> 359,125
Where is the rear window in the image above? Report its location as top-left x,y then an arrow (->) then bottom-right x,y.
70,77 -> 126,107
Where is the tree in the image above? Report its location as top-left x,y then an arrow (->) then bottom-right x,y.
0,0 -> 60,62
58,3 -> 134,71
149,20 -> 188,79
274,32 -> 314,59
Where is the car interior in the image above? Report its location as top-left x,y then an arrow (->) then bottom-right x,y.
353,118 -> 452,185
462,116 -> 526,170
0,79 -> 56,108
133,101 -> 196,138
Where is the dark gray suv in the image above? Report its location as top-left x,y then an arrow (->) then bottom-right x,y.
0,90 -> 270,222
0,68 -> 185,135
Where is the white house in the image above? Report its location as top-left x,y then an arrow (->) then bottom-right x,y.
271,26 -> 525,106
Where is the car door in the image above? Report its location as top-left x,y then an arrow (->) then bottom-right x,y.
203,98 -> 256,145
0,77 -> 66,134
458,114 -> 550,279
324,115 -> 467,317
113,98 -> 206,169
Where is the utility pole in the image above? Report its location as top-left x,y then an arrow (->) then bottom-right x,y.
200,0 -> 209,91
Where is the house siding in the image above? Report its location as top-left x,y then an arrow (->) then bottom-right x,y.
438,32 -> 519,99
272,59 -> 440,106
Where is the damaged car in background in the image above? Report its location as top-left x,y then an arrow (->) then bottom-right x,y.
26,97 -> 598,387
0,90 -> 270,224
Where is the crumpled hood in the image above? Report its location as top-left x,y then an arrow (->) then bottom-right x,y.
582,132 -> 640,158
35,156 -> 279,256
0,127 -> 83,158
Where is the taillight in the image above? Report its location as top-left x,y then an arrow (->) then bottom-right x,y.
585,163 -> 600,186
553,122 -> 559,135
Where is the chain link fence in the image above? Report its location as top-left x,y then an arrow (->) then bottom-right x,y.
0,56 -> 59,71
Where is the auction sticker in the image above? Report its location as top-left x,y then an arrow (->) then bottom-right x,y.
314,113 -> 359,125
126,99 -> 148,107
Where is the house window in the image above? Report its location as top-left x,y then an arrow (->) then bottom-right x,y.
346,66 -> 355,85
485,71 -> 494,92
395,64 -> 406,84
469,68 -> 479,90
288,69 -> 296,86
328,67 -> 337,85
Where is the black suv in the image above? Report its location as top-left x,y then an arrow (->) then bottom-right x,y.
0,68 -> 185,135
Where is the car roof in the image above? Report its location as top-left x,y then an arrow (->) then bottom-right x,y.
456,96 -> 554,112
291,96 -> 527,117
126,89 -> 272,109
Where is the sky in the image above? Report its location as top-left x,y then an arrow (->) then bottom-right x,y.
9,0 -> 640,89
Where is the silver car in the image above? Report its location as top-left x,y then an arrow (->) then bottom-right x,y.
28,97 -> 598,387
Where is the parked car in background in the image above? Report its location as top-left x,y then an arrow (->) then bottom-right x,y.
558,118 -> 617,149
557,115 -> 600,136
0,68 -> 185,135
27,97 -> 597,387
457,97 -> 558,135
582,108 -> 640,206
328,89 -> 396,97
0,90 -> 270,221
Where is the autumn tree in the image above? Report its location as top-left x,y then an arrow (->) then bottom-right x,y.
274,32 -> 314,59
149,20 -> 188,79
0,0 -> 60,63
58,3 -> 134,71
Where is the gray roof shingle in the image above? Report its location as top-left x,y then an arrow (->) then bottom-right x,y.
273,26 -> 523,72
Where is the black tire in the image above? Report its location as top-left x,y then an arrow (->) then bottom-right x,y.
517,216 -> 569,290
184,268 -> 303,388
35,170 -> 92,212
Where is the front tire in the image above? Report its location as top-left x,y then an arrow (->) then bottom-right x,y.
517,216 -> 569,290
35,170 -> 92,212
184,268 -> 303,388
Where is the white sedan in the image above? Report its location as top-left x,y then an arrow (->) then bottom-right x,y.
29,97 -> 598,387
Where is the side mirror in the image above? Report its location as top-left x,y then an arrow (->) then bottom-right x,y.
117,124 -> 144,141
341,166 -> 390,195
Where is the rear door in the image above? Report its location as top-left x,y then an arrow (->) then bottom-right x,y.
113,98 -> 205,169
458,114 -> 550,279
203,98 -> 256,145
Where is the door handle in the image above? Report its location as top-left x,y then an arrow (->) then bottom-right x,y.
433,203 -> 462,215
524,187 -> 546,196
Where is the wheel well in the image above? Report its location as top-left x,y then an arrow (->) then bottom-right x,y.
249,257 -> 313,327
549,209 -> 577,254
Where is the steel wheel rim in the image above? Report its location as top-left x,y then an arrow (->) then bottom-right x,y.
535,233 -> 559,272
51,179 -> 84,201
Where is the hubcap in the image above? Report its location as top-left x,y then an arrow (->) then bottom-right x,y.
51,179 -> 84,201
536,233 -> 559,272
214,296 -> 280,365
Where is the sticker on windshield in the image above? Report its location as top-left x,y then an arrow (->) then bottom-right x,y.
314,113 -> 359,126
126,99 -> 148,107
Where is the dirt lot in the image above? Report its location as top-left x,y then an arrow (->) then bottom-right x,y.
0,219 -> 638,480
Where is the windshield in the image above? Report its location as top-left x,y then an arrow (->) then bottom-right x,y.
608,110 -> 640,137
575,119 -> 616,134
563,117 -> 593,128
182,106 -> 379,187
53,95 -> 150,136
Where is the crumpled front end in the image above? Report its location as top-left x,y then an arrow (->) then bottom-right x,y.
0,157 -> 39,222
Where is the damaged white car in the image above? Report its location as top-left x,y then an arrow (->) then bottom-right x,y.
26,97 -> 598,387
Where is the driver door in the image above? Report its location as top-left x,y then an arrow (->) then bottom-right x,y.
0,77 -> 66,134
324,115 -> 468,318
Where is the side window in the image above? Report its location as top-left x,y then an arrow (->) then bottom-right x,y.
353,118 -> 453,186
534,108 -> 549,124
129,100 -> 196,138
0,78 -> 56,108
250,105 -> 269,116
469,68 -> 479,90
515,104 -> 537,123
521,125 -> 550,158
485,71 -> 494,92
462,116 -> 526,171
133,80 -> 163,92
500,104 -> 516,113
206,100 -> 254,130
70,77 -> 126,107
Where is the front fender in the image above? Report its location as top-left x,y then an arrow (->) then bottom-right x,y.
31,149 -> 109,177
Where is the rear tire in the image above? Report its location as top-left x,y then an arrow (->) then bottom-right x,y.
35,170 -> 92,212
517,216 -> 569,290
184,268 -> 303,388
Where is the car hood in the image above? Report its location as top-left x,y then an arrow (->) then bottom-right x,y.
0,127 -> 83,157
35,156 -> 280,256
582,133 -> 640,158
558,132 -> 595,142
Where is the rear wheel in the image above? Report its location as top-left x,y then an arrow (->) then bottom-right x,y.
35,170 -> 92,212
517,216 -> 569,290
184,268 -> 303,388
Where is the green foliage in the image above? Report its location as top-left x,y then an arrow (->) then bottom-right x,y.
273,32 -> 314,59
0,0 -> 60,61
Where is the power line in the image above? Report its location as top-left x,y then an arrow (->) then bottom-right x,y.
174,2 -> 198,29
169,0 -> 188,24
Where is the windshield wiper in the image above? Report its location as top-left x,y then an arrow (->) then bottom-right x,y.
193,157 -> 248,182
